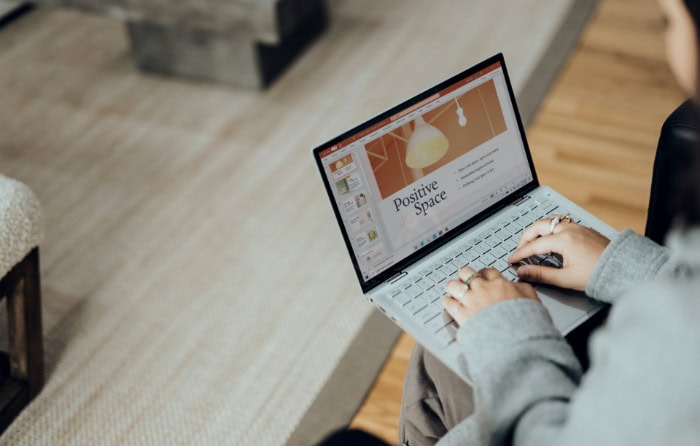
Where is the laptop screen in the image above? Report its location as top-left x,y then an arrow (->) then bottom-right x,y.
314,54 -> 536,289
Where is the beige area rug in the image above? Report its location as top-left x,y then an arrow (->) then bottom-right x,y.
0,1 -> 587,444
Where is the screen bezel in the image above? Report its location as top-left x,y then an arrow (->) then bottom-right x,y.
312,53 -> 539,292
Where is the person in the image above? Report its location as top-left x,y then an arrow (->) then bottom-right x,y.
399,0 -> 700,444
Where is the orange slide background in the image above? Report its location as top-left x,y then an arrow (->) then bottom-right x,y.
366,79 -> 507,199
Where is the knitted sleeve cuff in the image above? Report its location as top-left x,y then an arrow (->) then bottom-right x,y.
585,229 -> 669,303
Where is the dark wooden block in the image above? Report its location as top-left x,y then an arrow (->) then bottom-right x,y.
0,373 -> 28,429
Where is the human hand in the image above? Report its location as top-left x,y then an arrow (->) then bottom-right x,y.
443,266 -> 539,326
508,217 -> 610,291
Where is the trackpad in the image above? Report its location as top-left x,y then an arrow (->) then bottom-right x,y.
536,285 -> 601,335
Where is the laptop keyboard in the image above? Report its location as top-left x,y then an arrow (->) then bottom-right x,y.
389,199 -> 581,347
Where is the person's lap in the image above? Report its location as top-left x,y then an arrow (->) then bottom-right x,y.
399,343 -> 474,446
399,306 -> 610,445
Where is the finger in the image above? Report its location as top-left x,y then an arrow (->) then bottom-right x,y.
445,279 -> 470,305
513,281 -> 540,301
517,216 -> 574,248
516,264 -> 562,286
443,296 -> 469,326
508,233 -> 565,264
457,266 -> 478,283
467,268 -> 502,292
479,268 -> 501,280
517,219 -> 554,248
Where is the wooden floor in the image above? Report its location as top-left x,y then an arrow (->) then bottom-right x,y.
350,0 -> 686,443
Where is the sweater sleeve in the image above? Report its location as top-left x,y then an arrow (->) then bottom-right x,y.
443,299 -> 581,445
442,280 -> 700,446
585,229 -> 671,303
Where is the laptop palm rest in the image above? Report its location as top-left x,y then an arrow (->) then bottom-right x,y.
535,285 -> 603,335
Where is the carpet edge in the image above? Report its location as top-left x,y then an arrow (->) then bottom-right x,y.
285,309 -> 400,446
518,0 -> 598,127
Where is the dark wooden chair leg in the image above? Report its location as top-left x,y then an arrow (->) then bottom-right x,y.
6,248 -> 44,399
0,247 -> 44,431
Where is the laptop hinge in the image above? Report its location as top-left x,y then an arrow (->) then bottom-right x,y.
387,270 -> 408,284
511,194 -> 531,207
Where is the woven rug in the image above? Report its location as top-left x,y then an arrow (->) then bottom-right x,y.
0,1 -> 593,444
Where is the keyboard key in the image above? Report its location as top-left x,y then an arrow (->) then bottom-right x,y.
506,223 -> 521,235
503,238 -> 518,252
519,253 -> 548,265
484,236 -> 500,248
405,297 -> 429,315
418,306 -> 442,325
454,253 -> 467,266
503,269 -> 519,281
492,245 -> 508,259
405,286 -> 423,299
493,229 -> 510,242
474,242 -> 490,254
540,253 -> 564,268
422,272 -> 438,284
435,326 -> 456,346
480,252 -> 497,266
416,279 -> 433,291
424,287 -> 442,303
492,258 -> 508,271
540,199 -> 557,213
470,259 -> 486,271
434,288 -> 448,305
517,216 -> 533,228
439,265 -> 455,277
426,312 -> 450,333
542,200 -> 559,213
393,292 -> 412,306
467,249 -> 480,262
431,269 -> 447,283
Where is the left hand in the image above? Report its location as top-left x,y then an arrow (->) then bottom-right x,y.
443,266 -> 539,326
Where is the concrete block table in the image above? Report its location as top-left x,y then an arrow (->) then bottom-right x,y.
39,0 -> 328,88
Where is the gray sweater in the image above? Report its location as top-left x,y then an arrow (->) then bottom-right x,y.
438,228 -> 700,445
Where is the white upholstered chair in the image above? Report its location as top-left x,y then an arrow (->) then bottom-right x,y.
0,174 -> 43,431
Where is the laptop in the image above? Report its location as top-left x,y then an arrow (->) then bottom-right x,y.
311,53 -> 614,382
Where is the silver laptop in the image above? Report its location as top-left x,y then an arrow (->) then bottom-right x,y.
312,53 -> 614,382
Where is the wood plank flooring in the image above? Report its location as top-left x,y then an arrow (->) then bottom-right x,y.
350,0 -> 686,443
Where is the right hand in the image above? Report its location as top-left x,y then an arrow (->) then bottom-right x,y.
508,218 -> 610,291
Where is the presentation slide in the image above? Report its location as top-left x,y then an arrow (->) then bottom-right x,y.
362,79 -> 518,249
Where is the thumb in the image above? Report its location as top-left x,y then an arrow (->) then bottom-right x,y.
517,264 -> 563,287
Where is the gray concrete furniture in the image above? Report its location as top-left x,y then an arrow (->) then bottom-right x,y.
39,0 -> 328,88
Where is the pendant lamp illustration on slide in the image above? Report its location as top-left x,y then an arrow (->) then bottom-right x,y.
455,98 -> 467,127
405,115 -> 449,169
